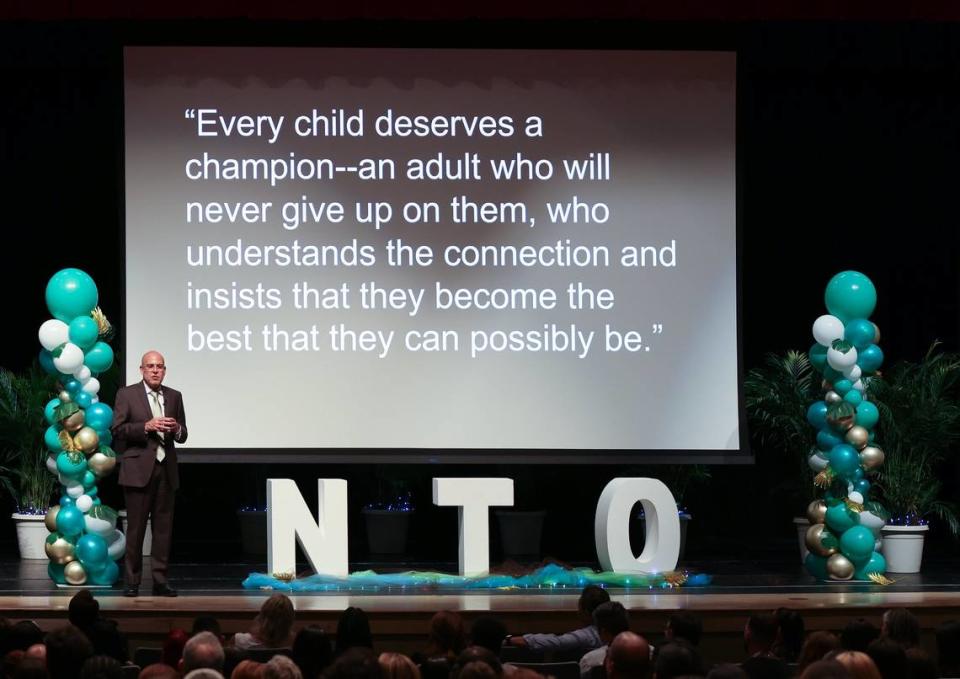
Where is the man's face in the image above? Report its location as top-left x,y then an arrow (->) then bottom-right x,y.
140,352 -> 166,390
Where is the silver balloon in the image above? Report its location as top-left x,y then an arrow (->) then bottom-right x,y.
88,451 -> 117,477
827,553 -> 855,580
860,446 -> 885,471
825,391 -> 842,404
808,452 -> 829,472
845,426 -> 870,450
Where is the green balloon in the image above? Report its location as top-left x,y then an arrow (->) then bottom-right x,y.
856,401 -> 880,429
84,342 -> 114,373
840,525 -> 875,562
844,390 -> 863,406
853,551 -> 887,580
45,268 -> 98,323
826,503 -> 858,533
48,561 -> 67,584
68,316 -> 100,350
809,344 -> 828,372
825,271 -> 877,323
805,553 -> 828,580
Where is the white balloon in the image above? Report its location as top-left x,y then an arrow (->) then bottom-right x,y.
813,315 -> 845,346
76,495 -> 94,513
875,538 -> 883,553
66,481 -> 85,498
827,345 -> 859,370
38,319 -> 70,352
58,472 -> 72,486
73,366 -> 92,382
859,510 -> 886,536
808,453 -> 829,472
847,491 -> 864,505
46,455 -> 59,475
842,365 -> 862,381
85,514 -> 115,537
81,377 -> 101,396
91,396 -> 99,404
53,343 -> 85,374
107,529 -> 126,560
852,380 -> 866,393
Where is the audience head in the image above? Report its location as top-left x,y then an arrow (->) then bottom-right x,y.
68,591 -> 100,631
193,617 -> 224,639
453,662 -> 495,679
140,664 -> 181,679
224,649 -> 249,679
798,660 -> 849,679
232,660 -> 265,679
87,620 -> 127,663
335,609 -> 373,657
654,640 -> 702,679
880,608 -> 919,648
797,631 -> 840,673
706,665 -> 748,679
426,612 -> 466,659
593,602 -> 630,643
468,617 -> 506,655
665,612 -> 702,647
840,619 -> 879,653
24,644 -> 46,664
744,613 -> 779,654
264,655 -> 303,679
323,647 -> 382,679
12,657 -> 48,679
45,625 -> 94,679
183,631 -> 226,673
936,619 -> 960,675
904,647 -> 936,679
291,626 -> 333,679
5,650 -> 26,679
604,631 -> 650,679
377,653 -> 420,679
773,608 -> 804,662
579,585 -> 611,617
185,670 -> 226,679
79,655 -> 122,679
832,651 -> 880,679
864,638 -> 906,679
451,647 -> 501,679
162,629 -> 190,668
255,594 -> 296,648
10,622 -> 45,652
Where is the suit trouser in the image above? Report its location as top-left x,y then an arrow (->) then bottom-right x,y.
123,460 -> 175,586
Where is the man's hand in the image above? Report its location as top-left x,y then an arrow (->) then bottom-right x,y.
146,417 -> 179,433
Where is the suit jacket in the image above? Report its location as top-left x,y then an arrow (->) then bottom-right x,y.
111,382 -> 188,490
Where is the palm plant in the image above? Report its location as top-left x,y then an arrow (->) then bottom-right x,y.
868,343 -> 960,536
744,350 -> 821,506
0,365 -> 59,513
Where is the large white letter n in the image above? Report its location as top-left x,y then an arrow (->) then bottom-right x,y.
267,479 -> 348,577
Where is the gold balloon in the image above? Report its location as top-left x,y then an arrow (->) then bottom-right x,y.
44,505 -> 60,532
845,426 -> 870,450
45,535 -> 76,565
63,411 -> 85,433
88,451 -> 117,477
805,523 -> 837,557
825,391 -> 842,404
872,322 -> 881,344
73,427 -> 99,454
821,380 -> 833,391
806,499 -> 827,525
64,560 -> 87,585
860,446 -> 885,471
827,553 -> 855,580
59,390 -> 72,403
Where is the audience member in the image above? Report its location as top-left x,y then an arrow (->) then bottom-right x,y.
740,613 -> 789,679
936,619 -> 960,677
24,645 -> 45,666
235,595 -> 296,651
864,638 -> 906,679
377,653 -> 420,679
45,625 -> 94,679
193,618 -> 224,641
78,655 -> 123,679
163,630 -> 190,669
796,632 -> 840,674
68,592 -> 100,633
771,609 -> 804,663
839,620 -> 878,653
11,657 -> 47,679
232,660 -> 265,679
10,623 -> 45,653
334,609 -> 373,658
604,631 -> 650,679
879,609 -> 919,649
652,640 -> 702,679
455,662 -> 495,679
291,626 -> 333,679
139,663 -> 181,679
5,650 -> 26,679
422,613 -> 466,663
450,647 -> 502,679
508,586 -> 609,655
224,649 -> 249,679
183,632 -> 226,674
665,613 -> 703,648
185,670 -> 225,679
706,664 -> 747,679
798,660 -> 849,679
468,618 -> 507,656
263,655 -> 303,679
831,651 -> 880,679
578,602 -> 629,678
324,648 -> 382,679
904,647 -> 936,679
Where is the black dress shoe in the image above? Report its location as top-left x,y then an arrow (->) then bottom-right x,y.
152,583 -> 178,597
123,586 -> 139,597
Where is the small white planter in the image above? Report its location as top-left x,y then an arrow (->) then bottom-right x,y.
13,513 -> 49,560
118,510 -> 153,556
793,517 -> 810,564
881,524 -> 928,573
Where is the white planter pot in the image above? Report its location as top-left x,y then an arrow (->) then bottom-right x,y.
118,510 -> 153,556
13,513 -> 49,560
881,524 -> 928,573
793,517 -> 810,564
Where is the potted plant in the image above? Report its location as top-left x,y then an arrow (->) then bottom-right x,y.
868,343 -> 960,573
0,365 -> 59,558
744,350 -> 822,562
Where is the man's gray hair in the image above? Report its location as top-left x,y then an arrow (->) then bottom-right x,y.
183,669 -> 224,679
183,631 -> 225,673
263,654 -> 303,679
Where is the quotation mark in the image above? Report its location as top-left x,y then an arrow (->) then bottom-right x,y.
652,323 -> 663,334
185,109 -> 196,119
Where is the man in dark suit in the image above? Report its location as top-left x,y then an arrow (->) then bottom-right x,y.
111,350 -> 187,597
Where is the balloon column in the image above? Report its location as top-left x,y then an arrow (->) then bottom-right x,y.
804,271 -> 889,582
38,268 -> 125,586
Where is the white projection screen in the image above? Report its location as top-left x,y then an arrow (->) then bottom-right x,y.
123,46 -> 743,462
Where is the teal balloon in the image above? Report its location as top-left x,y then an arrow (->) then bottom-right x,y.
844,390 -> 863,406
86,486 -> 99,499
845,319 -> 877,349
82,471 -> 97,489
805,553 -> 828,580
824,271 -> 877,323
809,344 -> 828,372
44,398 -> 61,425
853,552 -> 887,580
68,316 -> 100,350
853,467 -> 865,481
854,479 -> 871,495
833,379 -> 853,396
856,401 -> 880,429
45,268 -> 99,323
98,430 -> 112,446
829,444 -> 860,477
840,525 -> 875,562
76,533 -> 109,568
56,452 -> 87,479
48,562 -> 67,585
64,379 -> 82,394
807,402 -> 829,429
44,425 -> 63,453
84,342 -> 114,373
817,430 -> 842,452
39,349 -> 58,375
826,503 -> 858,533
823,366 -> 843,383
75,392 -> 93,409
59,495 -> 75,506
56,505 -> 85,537
84,403 -> 113,431
858,344 -> 884,373
88,560 -> 119,585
